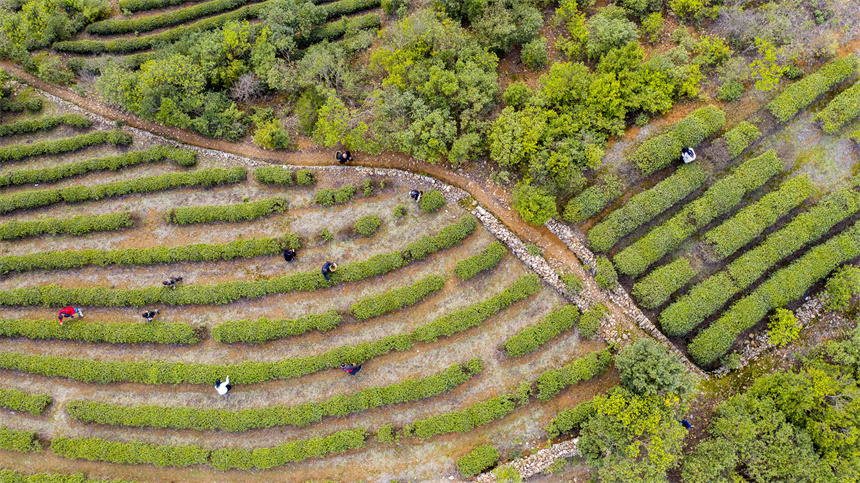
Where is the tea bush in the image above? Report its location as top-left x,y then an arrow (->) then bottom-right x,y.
119,0 -> 201,12
588,163 -> 706,252
0,167 -> 247,215
66,361 -> 480,431
0,427 -> 41,452
594,256 -> 618,290
315,185 -> 356,206
579,304 -> 608,339
210,428 -> 369,470
504,306 -> 580,357
661,187 -> 860,336
212,311 -> 341,343
824,265 -> 860,311
167,196 -> 288,224
560,272 -> 584,294
704,175 -> 815,258
0,318 -> 200,344
354,215 -> 381,237
536,348 -> 613,400
402,215 -> 478,261
0,146 -> 197,188
254,166 -> 316,186
0,131 -> 132,164
689,220 -> 860,366
632,258 -> 696,309
546,399 -> 598,437
51,437 -> 210,467
350,275 -> 445,320
767,55 -> 859,123
454,241 -> 506,280
404,394 -> 520,439
816,81 -> 860,134
296,169 -> 314,185
0,235 -> 288,274
0,388 -> 51,415
0,114 -> 90,137
0,212 -> 134,240
521,37 -> 549,70
563,174 -> 625,223
632,106 -> 726,175
614,150 -> 783,277
419,189 -> 445,213
721,121 -> 761,158
457,445 -> 499,477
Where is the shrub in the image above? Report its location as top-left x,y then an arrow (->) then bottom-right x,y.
767,55 -> 859,123
354,215 -> 382,237
614,150 -> 784,277
661,187 -> 860,337
0,146 -> 196,189
767,308 -> 799,347
503,81 -> 533,109
418,189 -> 445,213
66,362 -> 478,431
0,318 -> 199,344
320,228 -> 334,242
454,241 -> 506,280
253,119 -> 292,150
167,197 -> 288,225
588,163 -> 706,252
254,166 -> 294,186
494,465 -> 522,483
0,167 -> 247,215
457,445 -> 499,477
376,424 -> 394,444
0,388 -> 51,415
825,265 -> 860,311
616,338 -> 698,400
296,169 -> 315,185
704,175 -> 815,259
89,0 -> 254,35
361,178 -> 374,197
402,215 -> 478,261
721,121 -> 761,158
393,204 -> 406,218
632,258 -> 696,309
717,80 -> 745,101
689,220 -> 860,366
563,174 -> 624,223
301,13 -> 381,46
0,130 -> 132,164
594,256 -> 617,290
536,348 -> 613,400
381,0 -> 406,15
641,12 -> 663,42
0,427 -> 41,453
0,236 -> 288,274
504,306 -> 580,357
559,272 -> 584,294
0,212 -> 134,240
522,37 -> 549,69
212,311 -> 342,343
0,114 -> 91,137
349,275 -> 445,320
546,399 -> 597,437
631,106 -> 726,175
816,81 -> 860,134
579,304 -> 607,339
315,185 -> 356,206
512,184 -> 556,225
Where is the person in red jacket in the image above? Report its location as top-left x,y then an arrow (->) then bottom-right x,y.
57,306 -> 83,325
341,363 -> 362,375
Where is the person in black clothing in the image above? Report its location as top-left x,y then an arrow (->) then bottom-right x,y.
409,190 -> 423,202
162,276 -> 183,289
142,309 -> 159,322
341,363 -> 362,375
336,151 -> 352,164
283,248 -> 296,262
321,261 -> 337,281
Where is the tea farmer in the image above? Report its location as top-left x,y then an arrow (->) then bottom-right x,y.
409,190 -> 423,202
57,306 -> 83,325
215,376 -> 231,395
162,276 -> 183,289
341,363 -> 362,375
283,248 -> 296,262
321,261 -> 337,282
681,147 -> 696,164
336,150 -> 352,164
142,309 -> 159,322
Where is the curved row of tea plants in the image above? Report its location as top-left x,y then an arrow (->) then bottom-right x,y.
254,166 -> 315,186
0,131 -> 131,164
0,212 -> 134,240
453,241 -> 506,280
503,306 -> 580,357
0,114 -> 90,137
0,318 -> 200,344
87,0 -> 266,35
166,196 -> 288,225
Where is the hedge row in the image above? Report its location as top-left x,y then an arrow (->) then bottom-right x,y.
0,235 -> 288,274
545,398 -> 597,438
454,241 -> 506,280
167,196 -> 287,225
563,174 -> 625,223
721,121 -> 761,158
704,175 -> 815,259
403,392 -> 521,440
211,311 -> 341,343
457,445 -> 499,478
301,12 -> 381,46
816,81 -> 860,134
119,0 -> 206,13
315,185 -> 356,205
0,146 -> 197,188
88,0 -> 259,35
631,257 -> 697,309
614,150 -> 783,277
0,427 -> 41,452
0,388 -> 51,415
412,274 -> 540,342
768,55 -> 859,123
578,303 -> 607,339
535,348 -> 613,400
66,361 -> 479,431
660,187 -> 860,337
0,275 -> 527,385
253,166 -> 314,186
689,219 -> 860,366
350,274 -> 445,320
0,216 -> 475,307
0,166 -> 247,215
0,131 -> 132,164
632,106 -> 726,175
0,212 -> 134,240
588,163 -> 707,252
319,0 -> 380,21
503,305 -> 580,357
0,318 -> 199,344
52,429 -> 367,470
0,470 -> 134,483
0,114 -> 90,137
53,3 -> 267,54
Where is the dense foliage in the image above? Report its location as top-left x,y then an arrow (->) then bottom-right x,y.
457,445 -> 499,478
615,338 -> 698,401
824,265 -> 860,311
349,274 -> 445,320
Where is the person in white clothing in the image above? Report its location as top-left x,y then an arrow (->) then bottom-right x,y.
214,376 -> 231,395
681,147 -> 697,164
